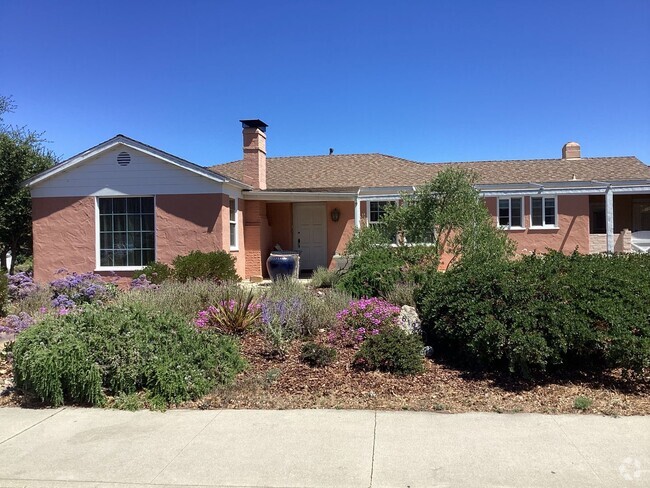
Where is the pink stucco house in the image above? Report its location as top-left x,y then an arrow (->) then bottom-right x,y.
25,119 -> 650,283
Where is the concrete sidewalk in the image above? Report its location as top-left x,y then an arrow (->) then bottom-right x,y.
0,408 -> 648,488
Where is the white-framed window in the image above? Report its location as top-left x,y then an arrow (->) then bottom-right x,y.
497,197 -> 524,229
367,200 -> 396,225
97,196 -> 155,269
530,196 -> 558,228
229,198 -> 238,250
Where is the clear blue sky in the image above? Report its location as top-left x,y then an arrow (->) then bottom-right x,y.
2,1 -> 649,166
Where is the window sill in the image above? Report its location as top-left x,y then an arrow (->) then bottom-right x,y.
230,247 -> 239,252
499,226 -> 526,231
95,266 -> 145,272
529,226 -> 560,230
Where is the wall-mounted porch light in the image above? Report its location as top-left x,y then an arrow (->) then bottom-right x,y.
330,207 -> 340,222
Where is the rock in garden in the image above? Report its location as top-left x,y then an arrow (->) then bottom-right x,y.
398,305 -> 421,335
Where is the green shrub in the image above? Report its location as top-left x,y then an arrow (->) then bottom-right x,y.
134,262 -> 173,284
172,250 -> 239,283
573,396 -> 592,411
337,247 -> 405,298
0,273 -> 7,317
353,326 -> 424,375
300,342 -> 337,367
416,251 -> 650,377
12,303 -> 246,407
310,266 -> 340,288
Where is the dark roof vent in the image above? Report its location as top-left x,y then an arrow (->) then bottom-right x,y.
117,152 -> 131,166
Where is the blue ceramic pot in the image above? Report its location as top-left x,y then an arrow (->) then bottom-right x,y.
266,252 -> 300,281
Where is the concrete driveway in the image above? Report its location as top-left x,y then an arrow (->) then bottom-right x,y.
0,408 -> 648,487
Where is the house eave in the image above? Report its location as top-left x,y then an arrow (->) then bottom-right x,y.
23,135 -> 252,190
243,190 -> 358,202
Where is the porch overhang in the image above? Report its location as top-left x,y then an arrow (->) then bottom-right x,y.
242,190 -> 357,202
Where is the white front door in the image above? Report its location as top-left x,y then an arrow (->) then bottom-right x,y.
293,203 -> 327,271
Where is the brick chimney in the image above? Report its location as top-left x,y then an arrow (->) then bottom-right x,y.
241,119 -> 268,190
562,141 -> 581,159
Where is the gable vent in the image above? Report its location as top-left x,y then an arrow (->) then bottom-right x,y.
117,152 -> 131,166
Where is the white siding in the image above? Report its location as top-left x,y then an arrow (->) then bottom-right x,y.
31,145 -> 226,197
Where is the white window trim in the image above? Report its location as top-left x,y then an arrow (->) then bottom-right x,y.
229,197 -> 239,251
94,195 -> 157,272
497,196 -> 525,230
366,199 -> 398,225
529,195 -> 559,229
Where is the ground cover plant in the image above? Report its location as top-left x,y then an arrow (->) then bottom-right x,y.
11,302 -> 245,407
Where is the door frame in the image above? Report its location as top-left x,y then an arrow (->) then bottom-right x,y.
292,202 -> 328,271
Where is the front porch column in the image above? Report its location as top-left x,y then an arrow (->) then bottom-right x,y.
606,187 -> 614,253
354,198 -> 361,229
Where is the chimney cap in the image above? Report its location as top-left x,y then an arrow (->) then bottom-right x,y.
240,119 -> 268,132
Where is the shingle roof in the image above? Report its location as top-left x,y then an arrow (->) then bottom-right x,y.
210,154 -> 650,191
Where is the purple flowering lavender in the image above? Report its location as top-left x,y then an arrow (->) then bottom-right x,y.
7,272 -> 39,301
0,312 -> 35,334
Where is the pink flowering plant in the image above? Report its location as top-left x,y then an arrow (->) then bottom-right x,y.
328,297 -> 401,347
194,290 -> 261,336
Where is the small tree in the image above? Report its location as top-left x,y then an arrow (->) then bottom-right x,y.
0,96 -> 57,272
338,168 -> 514,296
381,168 -> 514,268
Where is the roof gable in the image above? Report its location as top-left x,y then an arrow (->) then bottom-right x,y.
25,135 -> 250,189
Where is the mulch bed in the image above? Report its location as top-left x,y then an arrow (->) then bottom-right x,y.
2,335 -> 649,415
190,334 -> 650,416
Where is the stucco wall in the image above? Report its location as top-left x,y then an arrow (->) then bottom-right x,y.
155,194 -> 225,264
32,193 -> 232,284
326,201 -> 355,266
485,195 -> 590,254
32,196 -> 96,283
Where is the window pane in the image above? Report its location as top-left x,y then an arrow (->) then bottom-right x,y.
113,215 -> 126,232
229,199 -> 236,222
545,198 -> 556,225
114,232 -> 126,248
99,199 -> 112,215
141,215 -> 154,231
511,198 -> 522,227
141,198 -> 154,214
142,232 -> 155,249
100,233 -> 112,250
126,197 -> 140,214
498,199 -> 510,226
142,249 -> 155,265
100,250 -> 113,267
100,215 -> 113,232
531,198 -> 543,226
113,198 -> 126,214
113,249 -> 127,266
127,215 -> 141,231
230,223 -> 236,247
126,250 -> 136,266
127,232 -> 141,249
